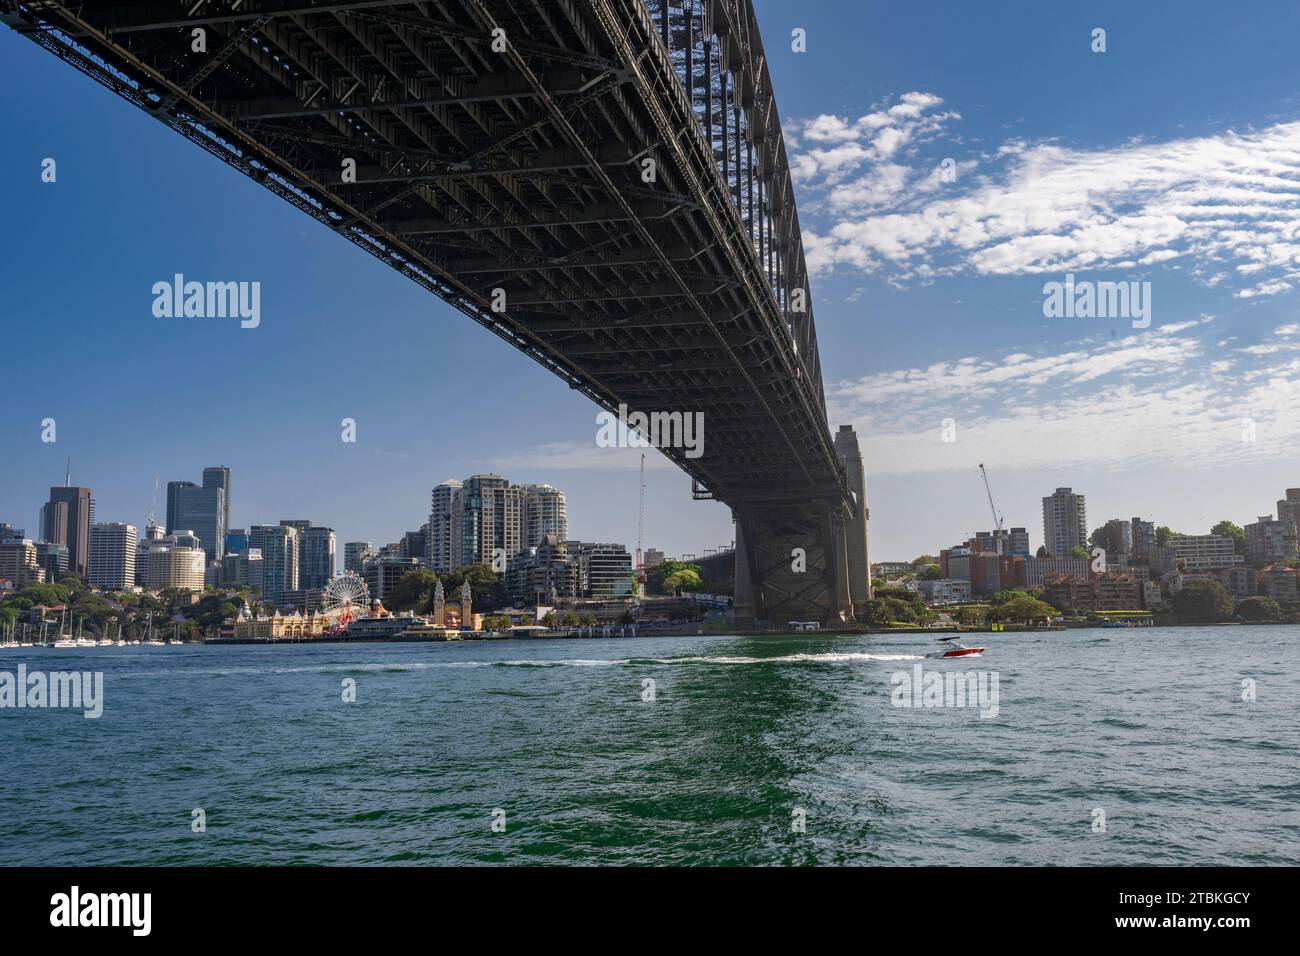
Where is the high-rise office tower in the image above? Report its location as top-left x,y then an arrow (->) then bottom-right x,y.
44,478 -> 94,578
168,474 -> 226,563
203,466 -> 231,546
249,524 -> 298,609
299,526 -> 337,590
1042,488 -> 1088,557
35,541 -> 68,582
88,522 -> 137,591
523,484 -> 568,548
165,480 -> 194,535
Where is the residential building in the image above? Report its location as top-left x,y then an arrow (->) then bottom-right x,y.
1041,487 -> 1087,557
1275,488 -> 1300,541
568,541 -> 633,598
1042,572 -> 1145,611
0,539 -> 46,586
1257,566 -> 1299,602
43,482 -> 94,578
1218,567 -> 1258,600
362,555 -> 422,602
0,523 -> 23,545
344,541 -> 374,575
523,484 -> 569,549
1130,517 -> 1156,561
459,474 -> 525,567
917,578 -> 972,604
401,529 -> 427,564
426,480 -> 463,573
1023,556 -> 1090,588
1165,534 -> 1243,570
249,524 -> 299,609
1162,570 -> 1213,596
1245,516 -> 1297,564
644,548 -> 667,568
1096,519 -> 1133,557
88,522 -> 137,591
506,534 -> 577,605
299,526 -> 337,590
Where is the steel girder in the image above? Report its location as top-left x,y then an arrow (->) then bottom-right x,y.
4,0 -> 859,622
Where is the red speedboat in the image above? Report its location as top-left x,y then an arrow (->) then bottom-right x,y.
927,640 -> 985,658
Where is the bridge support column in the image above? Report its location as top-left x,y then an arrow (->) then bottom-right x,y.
833,425 -> 873,612
733,499 -> 855,630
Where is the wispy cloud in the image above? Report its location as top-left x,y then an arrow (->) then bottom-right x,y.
827,317 -> 1300,474
792,101 -> 1300,298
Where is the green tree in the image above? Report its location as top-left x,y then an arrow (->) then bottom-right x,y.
562,610 -> 579,627
1155,526 -> 1183,547
1211,520 -> 1246,555
541,611 -> 558,627
917,564 -> 943,581
439,564 -> 505,612
1068,545 -> 1091,559
1236,595 -> 1281,621
385,569 -> 439,613
910,554 -> 938,568
991,593 -> 1057,625
1171,580 -> 1234,622
988,589 -> 1027,606
661,568 -> 701,596
578,612 -> 597,627
647,560 -> 702,595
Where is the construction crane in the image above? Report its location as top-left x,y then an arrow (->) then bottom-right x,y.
635,453 -> 646,600
147,476 -> 160,534
978,463 -> 1005,555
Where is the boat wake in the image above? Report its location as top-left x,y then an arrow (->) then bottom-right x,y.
495,651 -> 924,667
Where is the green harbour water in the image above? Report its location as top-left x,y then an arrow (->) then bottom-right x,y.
2,626 -> 1296,865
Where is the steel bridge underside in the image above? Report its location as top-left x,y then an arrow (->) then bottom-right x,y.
4,0 -> 862,624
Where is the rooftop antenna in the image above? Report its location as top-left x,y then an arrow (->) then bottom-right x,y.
65,458 -> 71,487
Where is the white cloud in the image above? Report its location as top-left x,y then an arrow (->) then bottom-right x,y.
791,104 -> 1300,299
826,320 -> 1300,475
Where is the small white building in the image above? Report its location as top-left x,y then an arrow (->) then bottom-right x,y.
917,578 -> 973,605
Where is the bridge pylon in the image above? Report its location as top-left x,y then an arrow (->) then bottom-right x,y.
733,424 -> 870,628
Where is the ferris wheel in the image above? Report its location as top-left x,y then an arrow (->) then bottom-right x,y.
320,574 -> 369,631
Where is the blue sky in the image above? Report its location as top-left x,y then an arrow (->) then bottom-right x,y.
3,1 -> 1300,563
